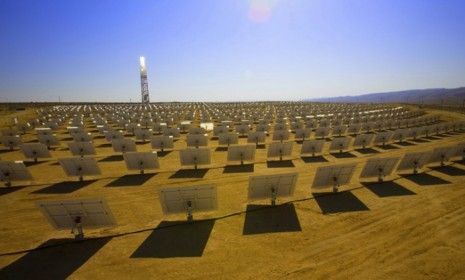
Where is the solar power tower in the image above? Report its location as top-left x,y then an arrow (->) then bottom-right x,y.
139,56 -> 150,103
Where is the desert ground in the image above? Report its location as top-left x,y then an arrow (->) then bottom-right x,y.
0,104 -> 465,279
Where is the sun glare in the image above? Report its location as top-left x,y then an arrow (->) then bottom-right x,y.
248,0 -> 277,22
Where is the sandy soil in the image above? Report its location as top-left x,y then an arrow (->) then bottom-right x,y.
0,107 -> 465,279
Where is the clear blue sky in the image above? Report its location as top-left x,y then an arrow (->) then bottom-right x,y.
1,0 -> 464,102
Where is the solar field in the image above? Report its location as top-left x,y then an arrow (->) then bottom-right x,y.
1,102 -> 465,279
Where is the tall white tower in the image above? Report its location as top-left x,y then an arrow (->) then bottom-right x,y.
139,56 -> 150,103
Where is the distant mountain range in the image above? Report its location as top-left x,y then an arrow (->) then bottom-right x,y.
306,87 -> 465,105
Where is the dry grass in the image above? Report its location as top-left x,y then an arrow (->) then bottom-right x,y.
0,105 -> 38,129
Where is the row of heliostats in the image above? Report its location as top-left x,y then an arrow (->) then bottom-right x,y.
30,145 -> 465,239
1,142 -> 463,188
0,115 -> 459,154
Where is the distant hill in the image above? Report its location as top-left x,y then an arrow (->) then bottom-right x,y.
306,87 -> 465,106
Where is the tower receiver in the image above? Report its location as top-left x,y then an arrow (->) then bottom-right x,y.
140,56 -> 150,103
